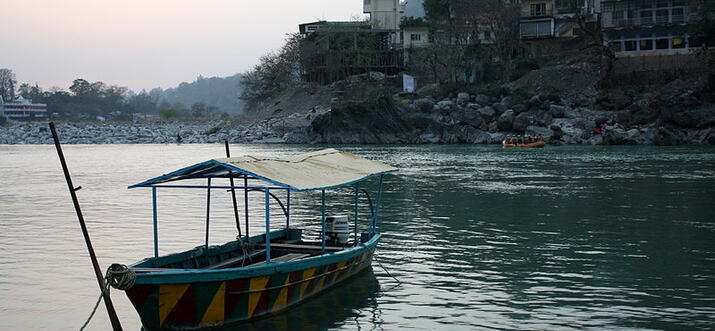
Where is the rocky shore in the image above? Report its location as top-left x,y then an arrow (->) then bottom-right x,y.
0,121 -> 286,145
300,74 -> 715,145
2,71 -> 714,146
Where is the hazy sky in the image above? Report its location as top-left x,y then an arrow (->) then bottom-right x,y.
0,0 -> 364,91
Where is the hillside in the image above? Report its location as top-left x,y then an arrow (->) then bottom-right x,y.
150,74 -> 245,114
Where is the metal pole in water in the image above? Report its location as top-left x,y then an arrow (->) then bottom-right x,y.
205,177 -> 211,247
372,175 -> 384,235
224,141 -> 242,238
244,175 -> 249,242
354,182 -> 359,245
48,122 -> 123,331
265,188 -> 271,263
286,190 -> 290,230
152,187 -> 158,258
321,189 -> 326,254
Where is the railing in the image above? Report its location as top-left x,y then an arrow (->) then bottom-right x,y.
602,9 -> 691,28
520,31 -> 554,39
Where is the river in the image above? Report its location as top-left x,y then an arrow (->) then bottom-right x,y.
1,144 -> 714,330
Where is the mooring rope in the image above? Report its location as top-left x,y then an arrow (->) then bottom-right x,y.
79,264 -> 135,331
374,254 -> 402,289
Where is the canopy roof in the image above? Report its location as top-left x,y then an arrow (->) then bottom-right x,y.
130,148 -> 398,192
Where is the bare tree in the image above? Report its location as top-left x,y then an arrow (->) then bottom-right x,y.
0,68 -> 17,101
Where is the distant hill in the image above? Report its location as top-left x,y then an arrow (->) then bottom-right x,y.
149,74 -> 245,114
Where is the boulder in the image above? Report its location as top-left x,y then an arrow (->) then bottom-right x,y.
492,102 -> 508,114
512,104 -> 527,114
497,109 -> 515,131
477,106 -> 496,122
457,92 -> 471,105
602,127 -> 630,145
589,135 -> 604,145
550,124 -> 564,140
653,126 -> 683,146
459,110 -> 484,128
525,125 -> 552,141
549,104 -> 567,118
474,94 -> 492,105
435,100 -> 455,112
671,108 -> 715,129
368,71 -> 386,81
413,98 -> 435,112
513,111 -> 538,132
528,95 -> 543,108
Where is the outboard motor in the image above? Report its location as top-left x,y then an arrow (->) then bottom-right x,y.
325,215 -> 350,244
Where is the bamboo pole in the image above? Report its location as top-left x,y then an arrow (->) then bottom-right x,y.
49,122 -> 123,331
224,141 -> 242,238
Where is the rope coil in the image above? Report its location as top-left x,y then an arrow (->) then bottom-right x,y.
79,264 -> 135,331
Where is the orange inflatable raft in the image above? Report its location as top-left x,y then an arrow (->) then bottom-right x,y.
502,140 -> 546,148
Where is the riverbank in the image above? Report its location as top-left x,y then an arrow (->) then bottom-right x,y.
2,71 -> 714,145
0,121 -> 287,145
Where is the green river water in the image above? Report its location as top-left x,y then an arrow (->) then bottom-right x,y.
0,144 -> 713,330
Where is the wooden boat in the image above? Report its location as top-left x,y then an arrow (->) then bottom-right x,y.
109,148 -> 398,330
502,139 -> 546,148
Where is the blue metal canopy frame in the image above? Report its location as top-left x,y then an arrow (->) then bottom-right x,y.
133,173 -> 389,263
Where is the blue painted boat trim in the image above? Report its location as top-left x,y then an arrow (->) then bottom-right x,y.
132,233 -> 381,284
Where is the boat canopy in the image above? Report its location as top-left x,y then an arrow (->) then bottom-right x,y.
129,148 -> 398,192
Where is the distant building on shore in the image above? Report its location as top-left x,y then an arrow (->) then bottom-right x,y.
601,0 -> 699,57
0,96 -> 48,121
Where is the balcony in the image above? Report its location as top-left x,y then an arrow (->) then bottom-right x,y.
520,19 -> 554,39
602,7 -> 692,28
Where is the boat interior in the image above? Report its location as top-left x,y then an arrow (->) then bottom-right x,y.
131,228 -> 367,272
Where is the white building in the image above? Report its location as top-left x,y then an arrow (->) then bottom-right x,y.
0,96 -> 48,121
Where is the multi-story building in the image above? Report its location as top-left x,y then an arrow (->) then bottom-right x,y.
364,0 -> 404,44
520,0 -> 600,39
601,0 -> 699,56
0,96 -> 47,121
297,20 -> 402,83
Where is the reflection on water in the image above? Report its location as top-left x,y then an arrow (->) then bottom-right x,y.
0,144 -> 714,330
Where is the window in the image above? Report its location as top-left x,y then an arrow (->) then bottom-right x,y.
640,10 -> 653,24
638,0 -> 653,9
656,38 -> 670,49
655,9 -> 669,23
624,40 -> 637,51
656,0 -> 670,8
672,37 -> 686,48
411,33 -> 422,41
484,31 -> 492,40
672,8 -> 684,22
530,3 -> 547,16
555,0 -> 573,12
640,39 -> 654,50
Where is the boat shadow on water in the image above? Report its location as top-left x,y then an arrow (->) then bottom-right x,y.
210,268 -> 381,331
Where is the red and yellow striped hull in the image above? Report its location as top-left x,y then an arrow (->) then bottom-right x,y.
125,247 -> 376,330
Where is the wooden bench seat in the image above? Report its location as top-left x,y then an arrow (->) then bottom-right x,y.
260,243 -> 344,252
202,249 -> 266,270
248,253 -> 311,267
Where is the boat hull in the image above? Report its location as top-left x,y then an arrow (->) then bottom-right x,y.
124,235 -> 380,330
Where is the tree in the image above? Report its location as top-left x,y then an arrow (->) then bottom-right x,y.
69,79 -> 92,97
0,68 -> 17,101
18,83 -> 44,101
418,0 -> 521,83
240,33 -> 304,108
